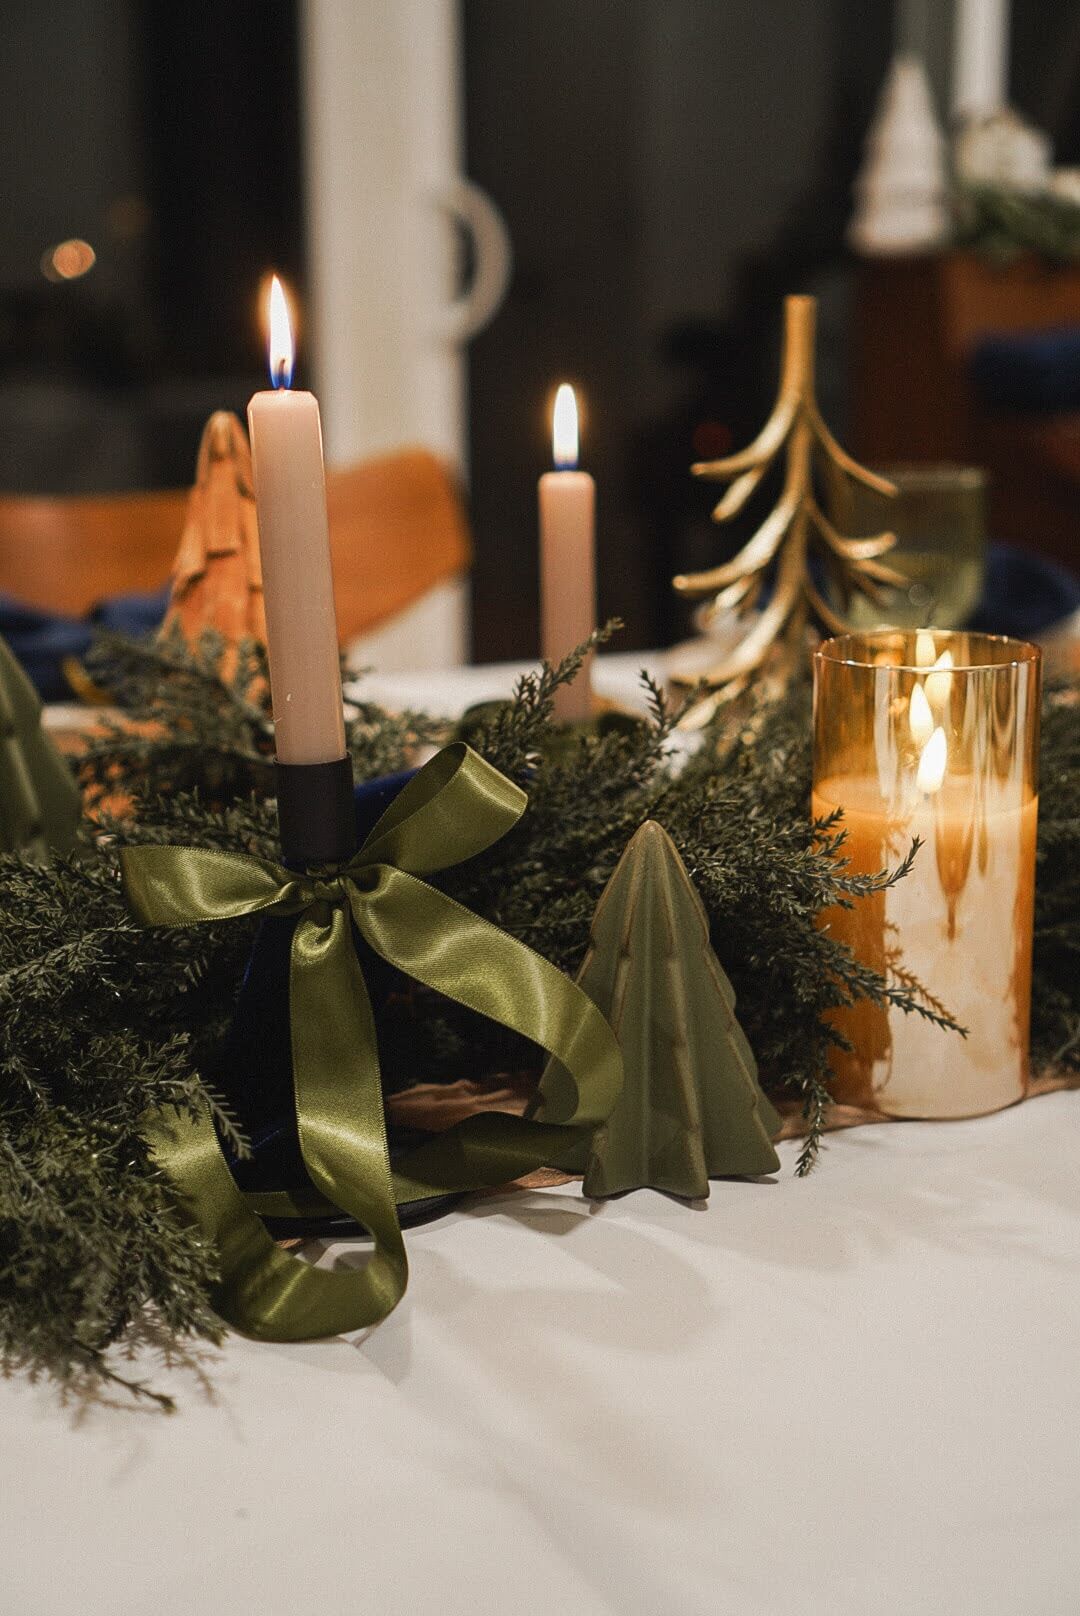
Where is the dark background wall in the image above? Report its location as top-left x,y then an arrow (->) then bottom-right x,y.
0,0 -> 303,493
0,0 -> 1078,651
463,0 -> 1080,657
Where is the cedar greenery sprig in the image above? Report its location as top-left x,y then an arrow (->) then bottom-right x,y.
78,625 -> 274,808
953,181 -> 1080,267
0,843 -> 241,1408
1032,687 -> 1080,1069
78,623 -> 441,808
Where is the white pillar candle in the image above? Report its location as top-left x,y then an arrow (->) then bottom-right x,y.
812,773 -> 1038,1118
951,0 -> 1010,117
539,383 -> 596,724
247,276 -> 346,766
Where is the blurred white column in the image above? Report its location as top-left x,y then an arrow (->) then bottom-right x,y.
951,0 -> 1011,118
300,1 -> 510,667
300,0 -> 461,465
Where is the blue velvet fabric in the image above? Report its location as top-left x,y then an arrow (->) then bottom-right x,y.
216,769 -> 417,1195
0,586 -> 169,701
969,545 -> 1080,639
971,326 -> 1080,415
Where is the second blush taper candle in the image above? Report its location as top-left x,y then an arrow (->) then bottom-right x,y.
539,383 -> 596,724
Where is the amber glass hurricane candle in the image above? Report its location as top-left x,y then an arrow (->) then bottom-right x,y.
812,630 -> 1041,1118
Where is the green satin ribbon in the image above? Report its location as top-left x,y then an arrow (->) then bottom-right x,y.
120,743 -> 621,1342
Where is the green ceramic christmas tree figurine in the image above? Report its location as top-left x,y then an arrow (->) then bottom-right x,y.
536,820 -> 781,1197
0,635 -> 81,859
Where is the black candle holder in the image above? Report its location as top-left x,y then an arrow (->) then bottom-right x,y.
274,755 -> 356,867
218,754 -> 462,1238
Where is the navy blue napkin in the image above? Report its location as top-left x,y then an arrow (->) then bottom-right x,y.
0,586 -> 169,701
971,327 -> 1080,416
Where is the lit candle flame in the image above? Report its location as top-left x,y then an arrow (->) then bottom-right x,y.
916,725 -> 947,795
552,383 -> 579,469
909,681 -> 934,747
925,648 -> 954,710
267,274 -> 294,389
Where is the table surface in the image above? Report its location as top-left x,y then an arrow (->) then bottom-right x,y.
344,642 -> 726,718
4,1091 -> 1079,1616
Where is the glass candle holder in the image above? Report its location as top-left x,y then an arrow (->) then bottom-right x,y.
812,630 -> 1041,1119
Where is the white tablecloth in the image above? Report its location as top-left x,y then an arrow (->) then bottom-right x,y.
345,643 -> 726,719
4,1092 -> 1079,1616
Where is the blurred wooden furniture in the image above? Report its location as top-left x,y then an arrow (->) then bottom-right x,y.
0,489 -> 187,614
325,450 -> 470,642
976,413 -> 1080,572
0,446 -> 471,642
852,252 -> 1080,568
853,251 -> 1080,462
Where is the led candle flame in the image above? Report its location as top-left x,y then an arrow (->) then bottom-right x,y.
916,630 -> 937,669
916,724 -> 948,794
268,274 -> 294,389
539,381 -> 596,722
909,681 -> 935,747
925,649 -> 954,710
552,382 -> 579,468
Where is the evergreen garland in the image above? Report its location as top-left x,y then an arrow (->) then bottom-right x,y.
1,630 -> 1076,1403
953,182 -> 1080,266
1032,689 -> 1080,1069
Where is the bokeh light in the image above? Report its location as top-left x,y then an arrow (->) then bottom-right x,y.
40,238 -> 96,282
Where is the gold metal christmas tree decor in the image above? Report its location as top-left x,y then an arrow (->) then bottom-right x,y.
672,294 -> 904,690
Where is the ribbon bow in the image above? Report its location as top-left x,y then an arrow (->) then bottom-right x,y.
120,744 -> 621,1342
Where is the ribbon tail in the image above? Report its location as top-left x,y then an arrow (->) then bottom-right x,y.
353,873 -> 623,1198
149,905 -> 408,1343
287,904 -> 408,1326
146,1103 -> 392,1342
389,1109 -> 598,1201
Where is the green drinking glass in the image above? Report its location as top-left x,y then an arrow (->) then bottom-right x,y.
836,464 -> 987,631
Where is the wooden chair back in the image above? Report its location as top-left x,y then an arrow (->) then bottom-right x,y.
326,449 -> 471,640
0,490 -> 187,616
0,446 -> 471,643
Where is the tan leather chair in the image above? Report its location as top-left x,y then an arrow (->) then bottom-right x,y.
0,446 -> 471,643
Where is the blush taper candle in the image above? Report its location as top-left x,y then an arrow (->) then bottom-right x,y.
539,383 -> 596,724
247,275 -> 346,766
